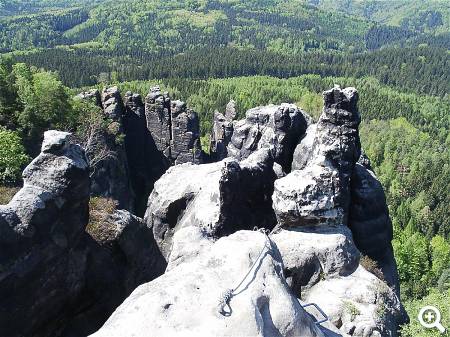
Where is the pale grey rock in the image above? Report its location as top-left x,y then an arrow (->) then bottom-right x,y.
41,130 -> 72,153
101,86 -> 125,121
292,123 -> 317,171
304,266 -> 404,337
165,225 -> 212,271
170,100 -> 203,165
210,109 -> 234,161
225,99 -> 237,120
145,148 -> 277,262
90,231 -> 325,337
0,131 -> 90,337
228,103 -> 309,172
272,226 -> 360,296
273,164 -> 345,227
273,87 -> 361,228
273,162 -> 286,178
210,99 -> 236,161
144,86 -> 203,165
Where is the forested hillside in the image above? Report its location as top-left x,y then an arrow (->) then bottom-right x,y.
0,1 -> 449,336
0,0 -> 103,17
311,0 -> 450,33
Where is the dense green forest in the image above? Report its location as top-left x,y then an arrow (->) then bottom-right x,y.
0,0 -> 449,335
311,0 -> 450,33
9,45 -> 450,97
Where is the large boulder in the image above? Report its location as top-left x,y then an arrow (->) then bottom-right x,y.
0,131 -> 90,337
90,230 -> 326,337
86,208 -> 166,296
227,103 -> 310,172
273,164 -> 345,227
272,226 -> 360,296
304,266 -> 404,337
271,225 -> 405,337
144,148 -> 277,261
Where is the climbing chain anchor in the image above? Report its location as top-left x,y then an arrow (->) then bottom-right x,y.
217,227 -> 271,316
217,227 -> 329,327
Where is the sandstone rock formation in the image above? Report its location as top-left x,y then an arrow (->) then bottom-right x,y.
101,86 -> 125,121
273,226 -> 404,337
209,100 -> 236,161
123,91 -> 169,215
79,86 -> 204,215
145,86 -> 203,165
116,86 -> 405,337
228,103 -> 310,172
273,87 -> 361,228
349,155 -> 400,294
0,131 -> 90,337
0,131 -> 165,337
91,231 -> 326,337
78,86 -> 134,210
144,148 -> 277,263
2,86 -> 406,337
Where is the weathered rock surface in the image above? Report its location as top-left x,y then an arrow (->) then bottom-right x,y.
0,131 -> 165,337
145,86 -> 203,165
210,100 -> 236,161
272,226 -> 360,296
0,131 -> 90,337
292,123 -> 317,171
274,88 -> 362,227
145,148 -> 277,261
271,225 -> 405,337
288,88 -> 400,295
304,266 -> 403,337
123,91 -> 169,215
170,99 -> 203,164
101,86 -> 125,121
79,86 -> 204,214
133,86 -> 405,337
86,208 -> 166,296
228,103 -> 310,172
91,231 -> 326,337
3,85 -> 406,337
273,164 -> 345,227
349,156 -> 399,293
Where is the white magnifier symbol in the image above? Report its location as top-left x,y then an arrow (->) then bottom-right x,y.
418,306 -> 446,333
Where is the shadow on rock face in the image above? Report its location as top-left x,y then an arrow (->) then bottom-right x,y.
0,131 -> 166,337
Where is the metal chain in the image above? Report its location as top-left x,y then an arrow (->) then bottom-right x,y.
218,227 -> 271,316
